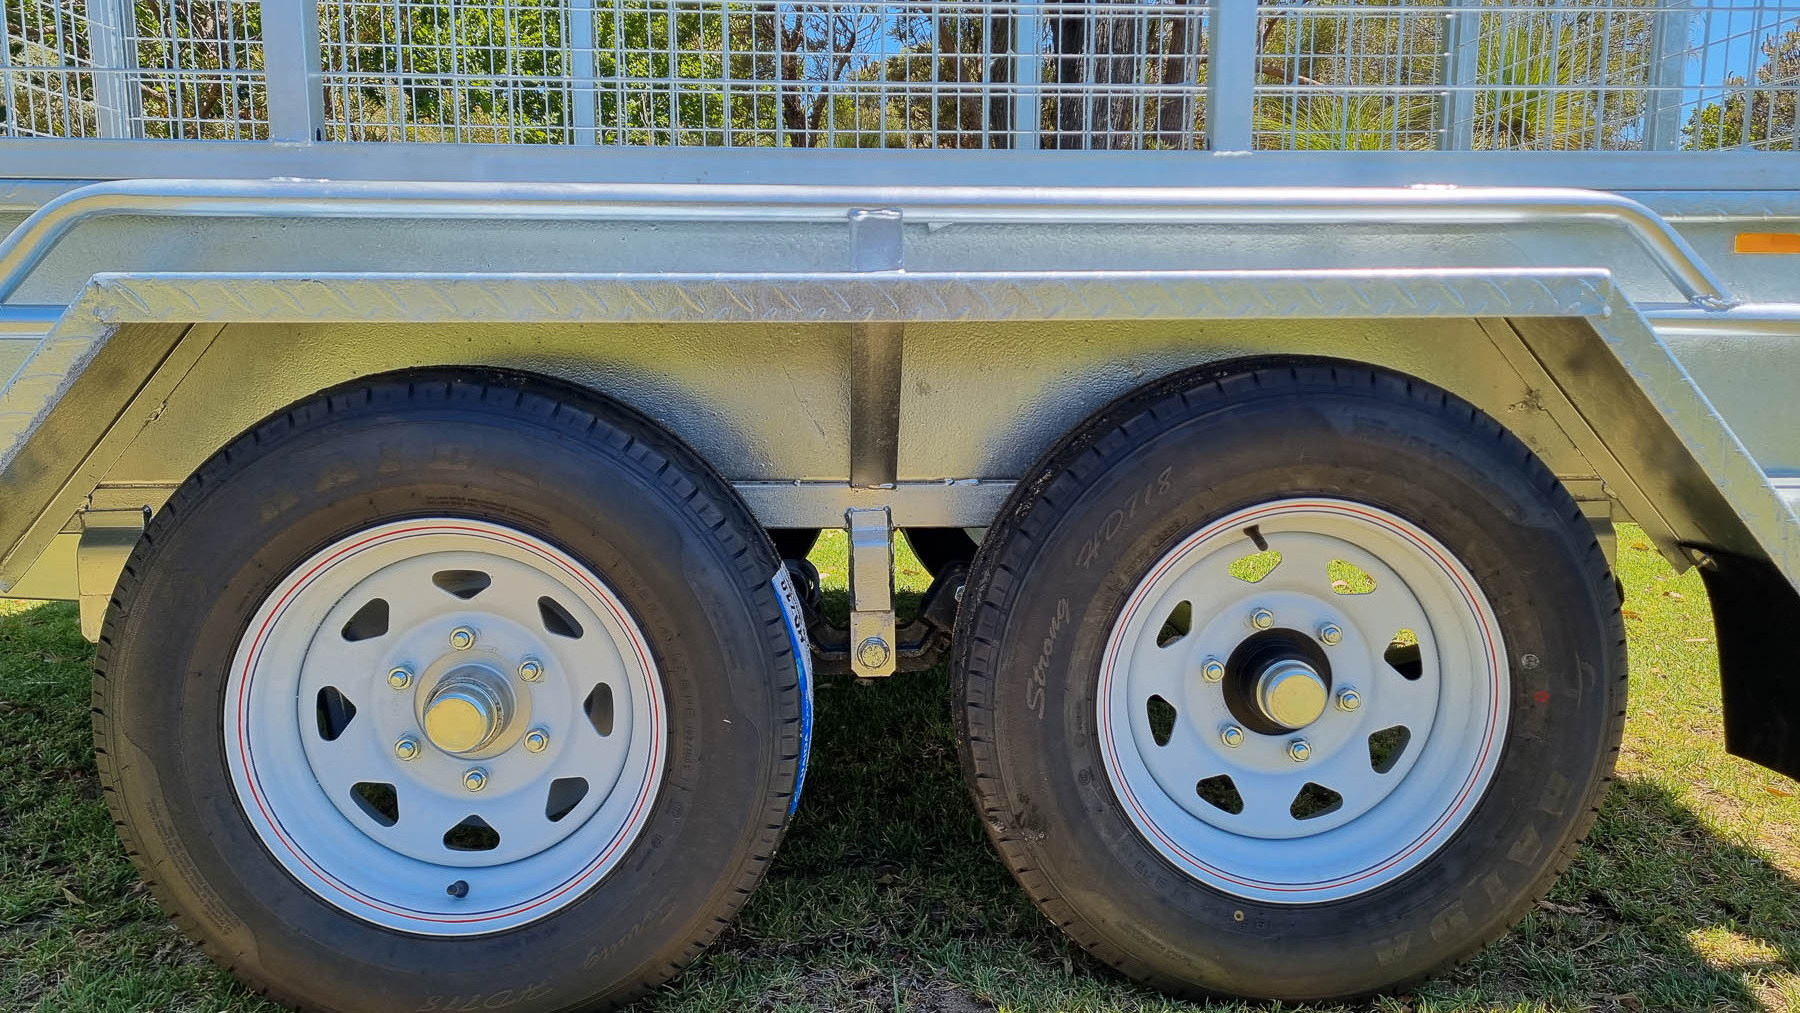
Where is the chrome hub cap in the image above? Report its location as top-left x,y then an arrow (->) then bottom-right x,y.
1098,499 -> 1507,903
422,665 -> 514,756
1255,659 -> 1329,730
224,519 -> 665,935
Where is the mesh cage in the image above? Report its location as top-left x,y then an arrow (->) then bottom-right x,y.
2,0 -> 267,139
2,0 -> 1794,149
317,1 -> 1210,148
1253,1 -> 1798,152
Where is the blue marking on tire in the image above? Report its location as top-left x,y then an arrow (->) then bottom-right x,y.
772,567 -> 814,815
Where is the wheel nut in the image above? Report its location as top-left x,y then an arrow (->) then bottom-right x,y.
1250,607 -> 1275,630
1220,725 -> 1245,748
394,737 -> 420,761
518,658 -> 544,682
462,768 -> 488,792
1288,739 -> 1313,762
449,626 -> 477,651
386,667 -> 413,690
1336,687 -> 1363,712
1318,622 -> 1344,646
856,636 -> 891,670
1201,658 -> 1226,683
523,728 -> 549,753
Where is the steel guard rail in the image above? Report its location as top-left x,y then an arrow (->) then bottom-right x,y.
0,180 -> 1738,311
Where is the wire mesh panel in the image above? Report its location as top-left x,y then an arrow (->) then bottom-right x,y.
1672,1 -> 1798,148
320,0 -> 570,142
5,1 -> 1794,150
1253,1 -> 1799,152
1037,1 -> 1211,149
317,0 -> 1210,148
1,0 -> 267,139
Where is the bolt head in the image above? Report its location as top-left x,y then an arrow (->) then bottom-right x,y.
518,658 -> 544,682
1201,658 -> 1226,683
386,667 -> 413,690
462,768 -> 488,792
1250,607 -> 1275,630
1219,724 -> 1245,748
524,728 -> 549,753
1287,738 -> 1313,762
394,737 -> 420,761
449,626 -> 476,651
856,636 -> 891,670
1318,622 -> 1344,646
1336,687 -> 1363,712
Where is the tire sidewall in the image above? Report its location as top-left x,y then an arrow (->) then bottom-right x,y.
103,387 -> 796,1012
966,375 -> 1619,999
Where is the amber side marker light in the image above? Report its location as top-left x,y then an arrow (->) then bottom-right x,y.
1735,232 -> 1800,254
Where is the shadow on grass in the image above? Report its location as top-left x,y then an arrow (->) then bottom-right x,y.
664,600 -> 1800,1012
2,600 -> 1796,1012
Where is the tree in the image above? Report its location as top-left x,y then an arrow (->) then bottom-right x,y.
4,0 -> 265,139
1042,0 -> 1205,150
1684,21 -> 1799,150
1252,0 -> 1657,152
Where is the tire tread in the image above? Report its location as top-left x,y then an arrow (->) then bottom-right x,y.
952,357 -> 1628,1001
95,368 -> 803,1013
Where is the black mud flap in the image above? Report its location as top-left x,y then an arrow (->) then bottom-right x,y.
1689,546 -> 1800,782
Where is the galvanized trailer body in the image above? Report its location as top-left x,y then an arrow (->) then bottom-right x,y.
1,1 -> 1798,1005
4,7 -> 1798,667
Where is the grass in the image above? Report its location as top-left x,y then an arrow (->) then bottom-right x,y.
2,524 -> 1798,1012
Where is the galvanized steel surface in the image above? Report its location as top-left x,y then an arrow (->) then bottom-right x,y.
0,179 -> 1737,305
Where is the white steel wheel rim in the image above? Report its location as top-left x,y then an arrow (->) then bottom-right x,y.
1097,499 -> 1508,904
224,518 -> 665,935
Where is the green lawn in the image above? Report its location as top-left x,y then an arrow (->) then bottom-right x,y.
2,524 -> 1797,1012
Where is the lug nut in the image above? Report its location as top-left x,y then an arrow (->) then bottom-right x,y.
1336,687 -> 1363,712
523,728 -> 549,753
1201,658 -> 1226,683
518,658 -> 544,683
462,768 -> 488,792
394,736 -> 420,761
1318,622 -> 1344,646
1250,607 -> 1275,630
856,636 -> 891,670
1220,724 -> 1245,748
387,667 -> 413,690
449,626 -> 477,651
1288,739 -> 1313,762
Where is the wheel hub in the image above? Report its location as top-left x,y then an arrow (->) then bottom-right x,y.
1254,658 -> 1328,729
422,664 -> 513,755
227,519 -> 665,934
1222,627 -> 1334,736
1099,499 -> 1508,903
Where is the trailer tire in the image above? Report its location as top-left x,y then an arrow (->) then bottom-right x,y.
954,358 -> 1625,1001
903,528 -> 981,577
93,370 -> 805,1013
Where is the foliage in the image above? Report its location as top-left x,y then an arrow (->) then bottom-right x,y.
1684,22 -> 1799,150
1253,92 -> 1434,151
2,0 -> 1796,151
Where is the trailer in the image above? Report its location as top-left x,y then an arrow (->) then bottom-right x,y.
2,0 -> 1798,1007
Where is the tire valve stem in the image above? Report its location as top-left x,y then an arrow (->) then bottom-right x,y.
446,880 -> 469,899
